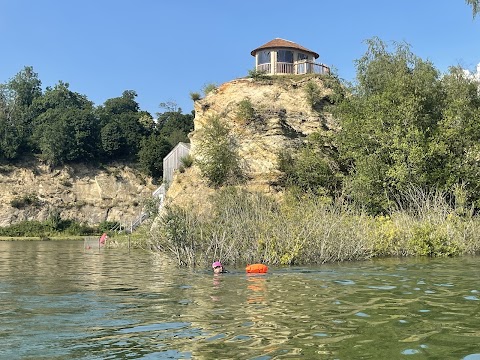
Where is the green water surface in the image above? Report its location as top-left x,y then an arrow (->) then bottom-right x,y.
1,241 -> 479,359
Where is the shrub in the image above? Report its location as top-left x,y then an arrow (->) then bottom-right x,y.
202,83 -> 217,96
157,205 -> 201,266
150,189 -> 373,267
407,222 -> 460,257
142,197 -> 161,218
46,208 -> 62,230
180,154 -> 194,168
190,92 -> 201,101
236,98 -> 255,123
304,80 -> 322,108
248,68 -> 269,80
370,215 -> 404,257
98,220 -> 120,233
10,194 -> 41,209
0,220 -> 50,237
196,116 -> 244,187
60,179 -> 73,187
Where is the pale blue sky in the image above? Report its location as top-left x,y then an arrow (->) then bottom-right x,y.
1,0 -> 478,116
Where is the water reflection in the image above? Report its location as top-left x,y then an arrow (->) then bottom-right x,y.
246,274 -> 267,303
1,242 -> 480,359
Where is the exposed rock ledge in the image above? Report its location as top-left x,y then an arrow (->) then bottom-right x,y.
0,159 -> 156,227
165,76 -> 337,211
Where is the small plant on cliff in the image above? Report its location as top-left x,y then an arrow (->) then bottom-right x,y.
189,92 -> 201,101
196,116 -> 244,187
142,196 -> 162,218
202,83 -> 217,96
10,194 -> 41,209
180,154 -> 194,168
236,98 -> 255,123
304,80 -> 322,109
248,68 -> 269,80
60,179 -> 73,187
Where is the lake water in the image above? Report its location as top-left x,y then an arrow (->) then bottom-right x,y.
1,240 -> 480,359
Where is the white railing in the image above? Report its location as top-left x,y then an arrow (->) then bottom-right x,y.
257,63 -> 271,73
257,60 -> 330,75
276,62 -> 294,74
294,60 -> 330,75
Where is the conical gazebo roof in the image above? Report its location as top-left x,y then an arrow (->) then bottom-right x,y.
251,38 -> 319,59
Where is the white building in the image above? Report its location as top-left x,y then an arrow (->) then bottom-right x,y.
251,38 -> 330,76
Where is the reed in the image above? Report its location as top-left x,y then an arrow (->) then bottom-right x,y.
150,187 -> 480,267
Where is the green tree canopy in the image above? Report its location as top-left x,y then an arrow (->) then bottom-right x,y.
138,134 -> 172,178
334,38 -> 480,213
32,82 -> 99,165
156,109 -> 194,146
0,66 -> 42,159
96,90 -> 150,159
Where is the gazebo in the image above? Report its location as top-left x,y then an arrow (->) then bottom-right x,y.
251,38 -> 330,75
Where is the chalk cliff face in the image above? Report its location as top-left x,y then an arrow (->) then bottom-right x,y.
0,160 -> 156,227
0,76 -> 336,227
165,76 -> 337,209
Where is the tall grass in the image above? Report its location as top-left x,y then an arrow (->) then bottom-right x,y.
149,187 -> 480,267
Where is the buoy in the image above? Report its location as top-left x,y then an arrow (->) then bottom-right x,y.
246,263 -> 268,273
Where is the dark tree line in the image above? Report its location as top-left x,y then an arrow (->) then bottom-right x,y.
0,66 -> 193,178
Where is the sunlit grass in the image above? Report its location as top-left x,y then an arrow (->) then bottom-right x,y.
150,187 -> 480,267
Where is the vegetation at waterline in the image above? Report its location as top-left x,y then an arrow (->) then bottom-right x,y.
0,217 -> 118,238
149,187 -> 480,267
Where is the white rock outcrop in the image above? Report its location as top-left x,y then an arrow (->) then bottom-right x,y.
165,76 -> 336,210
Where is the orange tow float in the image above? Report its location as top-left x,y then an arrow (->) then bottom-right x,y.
245,263 -> 268,274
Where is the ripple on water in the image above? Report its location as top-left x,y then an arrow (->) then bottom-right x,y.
368,285 -> 397,290
355,312 -> 370,318
334,280 -> 356,285
119,322 -> 190,334
402,348 -> 420,355
2,242 -> 480,360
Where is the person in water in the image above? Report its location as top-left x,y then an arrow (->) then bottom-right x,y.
212,261 -> 228,274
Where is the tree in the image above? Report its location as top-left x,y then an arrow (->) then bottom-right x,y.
0,66 -> 42,159
196,116 -> 243,187
138,134 -> 172,178
0,85 -> 21,159
278,133 -> 341,197
437,66 -> 480,205
32,82 -> 99,165
334,38 -> 446,212
466,0 -> 480,17
156,109 -> 194,146
97,90 -> 150,159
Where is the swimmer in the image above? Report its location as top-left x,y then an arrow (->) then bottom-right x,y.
212,261 -> 228,274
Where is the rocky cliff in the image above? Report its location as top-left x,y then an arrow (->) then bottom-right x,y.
0,160 -> 157,227
0,75 -> 337,227
165,75 -> 337,210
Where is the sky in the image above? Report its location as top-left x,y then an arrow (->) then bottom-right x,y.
1,1 -> 479,117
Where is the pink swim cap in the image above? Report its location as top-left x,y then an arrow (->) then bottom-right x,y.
212,261 -> 222,268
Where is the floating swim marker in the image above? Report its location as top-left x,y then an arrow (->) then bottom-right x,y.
246,264 -> 268,274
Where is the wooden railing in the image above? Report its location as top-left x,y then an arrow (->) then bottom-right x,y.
257,63 -> 271,73
276,62 -> 294,74
257,60 -> 330,75
294,60 -> 330,75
